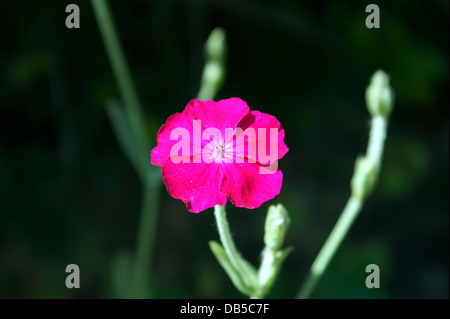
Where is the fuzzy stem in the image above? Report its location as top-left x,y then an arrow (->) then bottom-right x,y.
214,205 -> 254,288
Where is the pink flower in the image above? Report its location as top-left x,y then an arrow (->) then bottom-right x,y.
151,98 -> 288,213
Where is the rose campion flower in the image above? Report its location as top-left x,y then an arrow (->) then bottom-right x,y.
151,98 -> 288,213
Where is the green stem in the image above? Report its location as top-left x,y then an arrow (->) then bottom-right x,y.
213,205 -> 244,274
253,247 -> 275,299
92,0 -> 160,298
367,116 -> 386,164
197,86 -> 215,101
91,0 -> 149,160
296,196 -> 362,299
214,205 -> 254,288
132,181 -> 161,298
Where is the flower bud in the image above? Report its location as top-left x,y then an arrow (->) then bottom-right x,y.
205,28 -> 226,61
365,70 -> 393,118
264,204 -> 290,250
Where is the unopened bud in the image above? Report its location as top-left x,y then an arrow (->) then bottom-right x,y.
264,204 -> 290,250
205,28 -> 226,61
365,70 -> 393,118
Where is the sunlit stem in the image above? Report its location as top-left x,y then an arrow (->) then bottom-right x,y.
297,197 -> 362,298
214,205 -> 254,288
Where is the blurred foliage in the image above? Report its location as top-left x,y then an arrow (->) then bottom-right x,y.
0,0 -> 448,298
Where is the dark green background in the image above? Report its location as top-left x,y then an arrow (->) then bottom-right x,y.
0,0 -> 448,298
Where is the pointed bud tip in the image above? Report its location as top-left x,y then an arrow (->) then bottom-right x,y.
205,28 -> 226,60
366,69 -> 394,118
264,204 -> 290,250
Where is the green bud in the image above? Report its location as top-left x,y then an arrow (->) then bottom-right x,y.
351,156 -> 379,199
365,70 -> 393,117
198,28 -> 227,100
205,28 -> 226,61
264,204 -> 290,250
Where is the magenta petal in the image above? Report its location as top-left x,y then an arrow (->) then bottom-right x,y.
151,111 -> 204,167
162,157 -> 227,213
232,110 -> 289,164
221,162 -> 283,209
185,98 -> 250,132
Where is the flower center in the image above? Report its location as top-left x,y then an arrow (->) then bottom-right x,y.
213,144 -> 226,160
